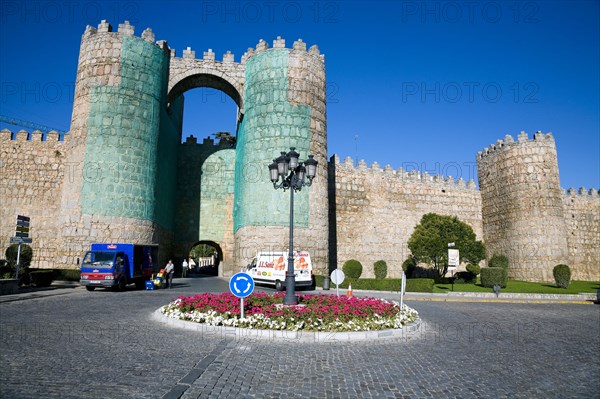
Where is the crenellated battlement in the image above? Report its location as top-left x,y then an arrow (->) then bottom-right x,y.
182,135 -> 232,149
331,154 -> 478,191
240,36 -> 324,64
168,36 -> 324,65
564,187 -> 600,197
477,131 -> 555,160
83,20 -> 166,49
0,128 -> 67,142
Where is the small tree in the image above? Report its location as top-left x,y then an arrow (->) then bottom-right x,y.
553,264 -> 571,288
373,260 -> 387,279
5,244 -> 33,285
402,256 -> 417,278
407,213 -> 486,279
342,259 -> 363,279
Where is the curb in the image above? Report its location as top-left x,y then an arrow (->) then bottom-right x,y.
151,308 -> 422,343
326,288 -> 598,304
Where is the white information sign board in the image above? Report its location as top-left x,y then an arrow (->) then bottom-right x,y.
448,249 -> 460,270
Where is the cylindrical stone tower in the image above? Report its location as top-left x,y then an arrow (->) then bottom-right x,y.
232,37 -> 328,276
57,20 -> 171,268
477,131 -> 569,281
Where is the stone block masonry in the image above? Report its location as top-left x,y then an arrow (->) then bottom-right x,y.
563,188 -> 600,280
0,130 -> 66,268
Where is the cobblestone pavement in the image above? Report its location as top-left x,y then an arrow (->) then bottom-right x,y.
1,276 -> 598,398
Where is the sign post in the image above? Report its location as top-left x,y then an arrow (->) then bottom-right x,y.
229,272 -> 255,319
12,215 -> 32,282
330,269 -> 345,297
400,271 -> 406,309
448,244 -> 459,292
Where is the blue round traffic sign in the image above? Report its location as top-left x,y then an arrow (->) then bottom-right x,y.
229,272 -> 255,298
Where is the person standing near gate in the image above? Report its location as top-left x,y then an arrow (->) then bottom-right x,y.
165,260 -> 175,288
182,258 -> 188,278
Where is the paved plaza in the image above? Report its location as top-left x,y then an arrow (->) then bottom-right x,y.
1,276 -> 598,398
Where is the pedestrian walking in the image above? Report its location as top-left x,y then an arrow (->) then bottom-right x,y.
182,258 -> 188,278
165,260 -> 175,288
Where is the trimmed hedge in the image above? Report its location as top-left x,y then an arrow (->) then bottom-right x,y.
480,267 -> 508,288
405,278 -> 434,292
342,259 -> 363,279
315,276 -> 434,293
553,264 -> 571,288
489,254 -> 509,269
30,270 -> 54,287
53,269 -> 80,281
373,260 -> 388,280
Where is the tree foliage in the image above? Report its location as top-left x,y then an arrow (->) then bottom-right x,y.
189,244 -> 217,265
407,213 -> 486,278
373,260 -> 388,280
342,259 -> 363,279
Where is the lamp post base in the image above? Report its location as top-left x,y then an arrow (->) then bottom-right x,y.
282,275 -> 298,305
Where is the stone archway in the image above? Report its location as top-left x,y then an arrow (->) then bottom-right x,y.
168,56 -> 245,113
189,240 -> 223,276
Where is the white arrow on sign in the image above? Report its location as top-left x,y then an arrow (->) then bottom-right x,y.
233,276 -> 252,294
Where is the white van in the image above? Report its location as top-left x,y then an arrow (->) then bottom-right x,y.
247,251 -> 315,291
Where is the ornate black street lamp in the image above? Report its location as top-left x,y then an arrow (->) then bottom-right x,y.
268,147 -> 318,305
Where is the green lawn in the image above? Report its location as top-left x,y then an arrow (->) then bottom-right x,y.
434,280 -> 600,294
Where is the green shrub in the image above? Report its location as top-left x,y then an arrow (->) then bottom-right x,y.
402,256 -> 417,278
0,259 -> 11,279
4,244 -> 33,285
489,254 -> 509,269
454,271 -> 476,284
5,244 -> 33,268
466,264 -> 481,276
342,259 -> 363,279
405,278 -> 434,293
553,264 -> 571,288
373,260 -> 387,279
30,270 -> 54,287
53,269 -> 80,281
480,267 -> 508,288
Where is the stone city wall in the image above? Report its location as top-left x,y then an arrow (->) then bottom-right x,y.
0,130 -> 67,268
331,155 -> 482,278
563,188 -> 600,280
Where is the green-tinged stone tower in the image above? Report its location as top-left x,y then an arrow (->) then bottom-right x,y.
232,38 -> 328,276
59,20 -> 178,267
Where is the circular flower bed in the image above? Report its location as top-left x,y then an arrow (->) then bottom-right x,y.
160,292 -> 419,332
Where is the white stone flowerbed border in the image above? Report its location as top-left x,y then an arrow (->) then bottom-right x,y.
152,308 -> 421,342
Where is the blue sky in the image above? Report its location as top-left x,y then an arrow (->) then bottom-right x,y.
1,1 -> 598,189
